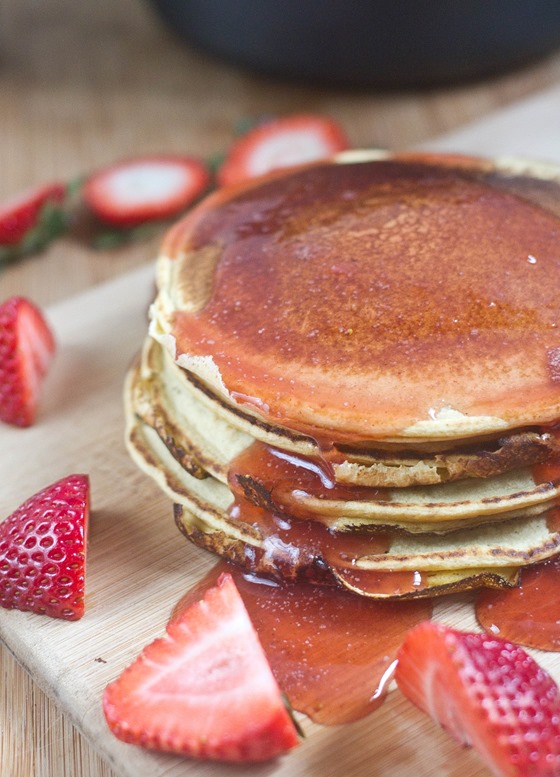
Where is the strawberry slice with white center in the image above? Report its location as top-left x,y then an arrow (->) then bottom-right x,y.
103,572 -> 300,762
0,296 -> 56,427
0,474 -> 89,620
84,155 -> 210,228
217,114 -> 350,188
395,621 -> 560,777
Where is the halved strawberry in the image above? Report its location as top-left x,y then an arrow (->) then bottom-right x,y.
0,474 -> 89,620
83,155 -> 210,228
217,114 -> 350,188
0,296 -> 56,427
395,621 -> 560,777
103,572 -> 300,762
0,182 -> 66,247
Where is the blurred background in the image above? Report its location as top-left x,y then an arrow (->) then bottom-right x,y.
1,1 -> 560,775
2,0 -> 560,197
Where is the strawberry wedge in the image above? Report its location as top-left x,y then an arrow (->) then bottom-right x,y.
395,621 -> 560,777
0,296 -> 56,427
217,114 -> 350,187
0,474 -> 89,620
0,182 -> 65,247
84,155 -> 210,228
103,572 -> 300,762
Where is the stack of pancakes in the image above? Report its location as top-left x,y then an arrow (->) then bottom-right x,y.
125,151 -> 560,598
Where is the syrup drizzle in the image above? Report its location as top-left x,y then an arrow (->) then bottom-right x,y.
228,440 -> 384,519
532,429 -> 560,530
533,427 -> 560,486
174,561 -> 432,725
226,440 -> 430,596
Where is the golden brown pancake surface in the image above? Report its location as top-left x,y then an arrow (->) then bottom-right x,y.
156,156 -> 560,440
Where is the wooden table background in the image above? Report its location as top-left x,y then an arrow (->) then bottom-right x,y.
2,1 -> 560,774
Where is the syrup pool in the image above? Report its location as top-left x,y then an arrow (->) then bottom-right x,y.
476,554 -> 560,652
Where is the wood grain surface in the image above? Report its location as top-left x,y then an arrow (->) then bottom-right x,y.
2,1 -> 560,775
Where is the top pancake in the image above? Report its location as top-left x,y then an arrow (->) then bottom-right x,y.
150,152 -> 560,441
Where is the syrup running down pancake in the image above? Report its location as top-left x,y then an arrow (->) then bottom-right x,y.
127,151 -> 560,599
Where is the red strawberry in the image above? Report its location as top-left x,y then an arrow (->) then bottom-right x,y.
83,155 -> 210,228
0,182 -> 65,247
103,572 -> 300,762
217,113 -> 350,188
395,621 -> 560,777
0,296 -> 56,427
0,474 -> 89,620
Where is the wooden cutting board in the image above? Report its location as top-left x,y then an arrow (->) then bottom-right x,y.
1,85 -> 560,777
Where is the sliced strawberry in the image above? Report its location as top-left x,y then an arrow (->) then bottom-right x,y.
83,155 -> 210,228
0,474 -> 89,620
103,572 -> 300,762
0,182 -> 65,247
395,621 -> 560,777
217,114 -> 350,188
0,296 -> 56,427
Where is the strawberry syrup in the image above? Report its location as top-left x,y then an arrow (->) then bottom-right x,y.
226,440 -> 428,596
227,439 -> 386,518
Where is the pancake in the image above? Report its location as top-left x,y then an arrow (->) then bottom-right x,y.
133,336 -> 558,490
125,151 -> 560,600
124,394 -> 558,599
150,152 -> 560,442
128,341 -> 560,531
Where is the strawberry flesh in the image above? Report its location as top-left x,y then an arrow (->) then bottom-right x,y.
0,474 -> 89,620
0,296 -> 56,427
84,155 -> 210,228
103,572 -> 300,762
395,621 -> 560,777
0,182 -> 65,246
217,113 -> 350,188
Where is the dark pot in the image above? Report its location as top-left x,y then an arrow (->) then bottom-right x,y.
149,0 -> 560,88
